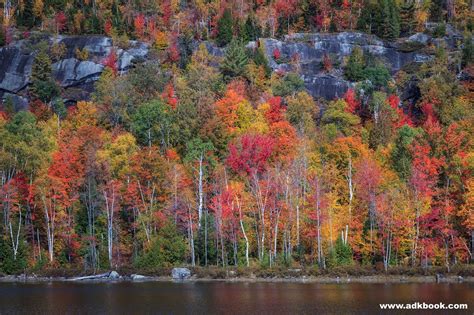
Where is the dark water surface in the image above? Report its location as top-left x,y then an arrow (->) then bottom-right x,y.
0,281 -> 472,314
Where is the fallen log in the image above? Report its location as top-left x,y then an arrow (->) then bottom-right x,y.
69,271 -> 120,281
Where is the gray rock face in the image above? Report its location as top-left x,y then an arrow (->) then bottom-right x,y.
0,46 -> 33,93
171,267 -> 191,280
0,31 -> 446,105
0,34 -> 149,104
408,33 -> 431,45
260,32 -> 432,100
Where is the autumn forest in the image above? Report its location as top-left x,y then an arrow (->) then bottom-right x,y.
0,0 -> 473,276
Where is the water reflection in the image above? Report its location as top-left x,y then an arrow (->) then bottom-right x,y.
0,281 -> 472,314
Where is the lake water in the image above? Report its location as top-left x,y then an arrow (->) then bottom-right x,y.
0,281 -> 472,314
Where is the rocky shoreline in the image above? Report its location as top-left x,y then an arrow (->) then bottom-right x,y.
0,271 -> 472,284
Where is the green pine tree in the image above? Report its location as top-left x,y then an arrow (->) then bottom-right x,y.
345,47 -> 366,81
0,235 -> 28,275
30,50 -> 60,103
334,237 -> 353,266
0,27 -> 5,47
31,50 -> 52,82
462,35 -> 474,67
430,0 -> 444,22
241,15 -> 261,43
388,0 -> 401,39
220,39 -> 248,81
400,0 -> 416,36
379,0 -> 400,40
216,9 -> 234,47
357,0 -> 378,34
16,0 -> 35,28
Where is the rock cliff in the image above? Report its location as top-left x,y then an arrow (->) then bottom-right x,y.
0,34 -> 149,109
0,31 -> 451,107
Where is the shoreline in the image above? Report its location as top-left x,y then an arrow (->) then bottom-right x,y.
0,274 -> 472,284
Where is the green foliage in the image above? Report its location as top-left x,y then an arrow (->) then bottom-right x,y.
31,49 -> 52,83
195,213 -> 218,266
51,98 -> 67,120
0,236 -> 28,274
184,138 -> 215,166
131,99 -> 177,149
221,39 -> 249,80
356,0 -> 379,34
2,111 -> 51,176
241,15 -> 262,43
391,125 -> 419,181
462,35 -> 474,67
363,64 -> 391,88
418,47 -> 465,125
327,237 -> 353,268
272,72 -> 305,97
321,99 -> 360,137
430,0 -> 444,22
30,50 -> 60,103
126,62 -> 169,104
3,96 -> 15,117
249,46 -> 272,77
345,48 -> 390,88
0,27 -> 5,47
345,47 -> 365,81
32,80 -> 61,103
216,9 -> 234,47
134,223 -> 186,268
432,23 -> 447,38
379,0 -> 400,40
286,91 -> 318,136
16,0 -> 36,28
400,0 -> 416,36
368,91 -> 395,148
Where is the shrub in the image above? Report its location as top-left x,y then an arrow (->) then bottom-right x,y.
134,223 -> 186,269
51,42 -> 67,62
432,23 -> 446,38
75,47 -> 89,61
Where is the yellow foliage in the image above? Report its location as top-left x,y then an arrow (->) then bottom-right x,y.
154,31 -> 168,50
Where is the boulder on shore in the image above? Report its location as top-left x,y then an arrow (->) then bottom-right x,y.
131,274 -> 147,280
108,271 -> 120,279
172,268 -> 191,280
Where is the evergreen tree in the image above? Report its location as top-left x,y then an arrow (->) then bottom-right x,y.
0,27 -> 5,47
345,47 -> 366,81
134,223 -> 186,268
430,0 -> 444,22
272,72 -> 305,97
0,235 -> 28,274
391,125 -> 419,181
16,0 -> 35,28
357,0 -> 380,34
462,35 -> 474,67
216,9 -> 233,47
379,0 -> 400,40
241,15 -> 261,43
335,237 -> 353,265
400,0 -> 416,36
31,50 -> 52,83
220,39 -> 248,80
30,50 -> 60,103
